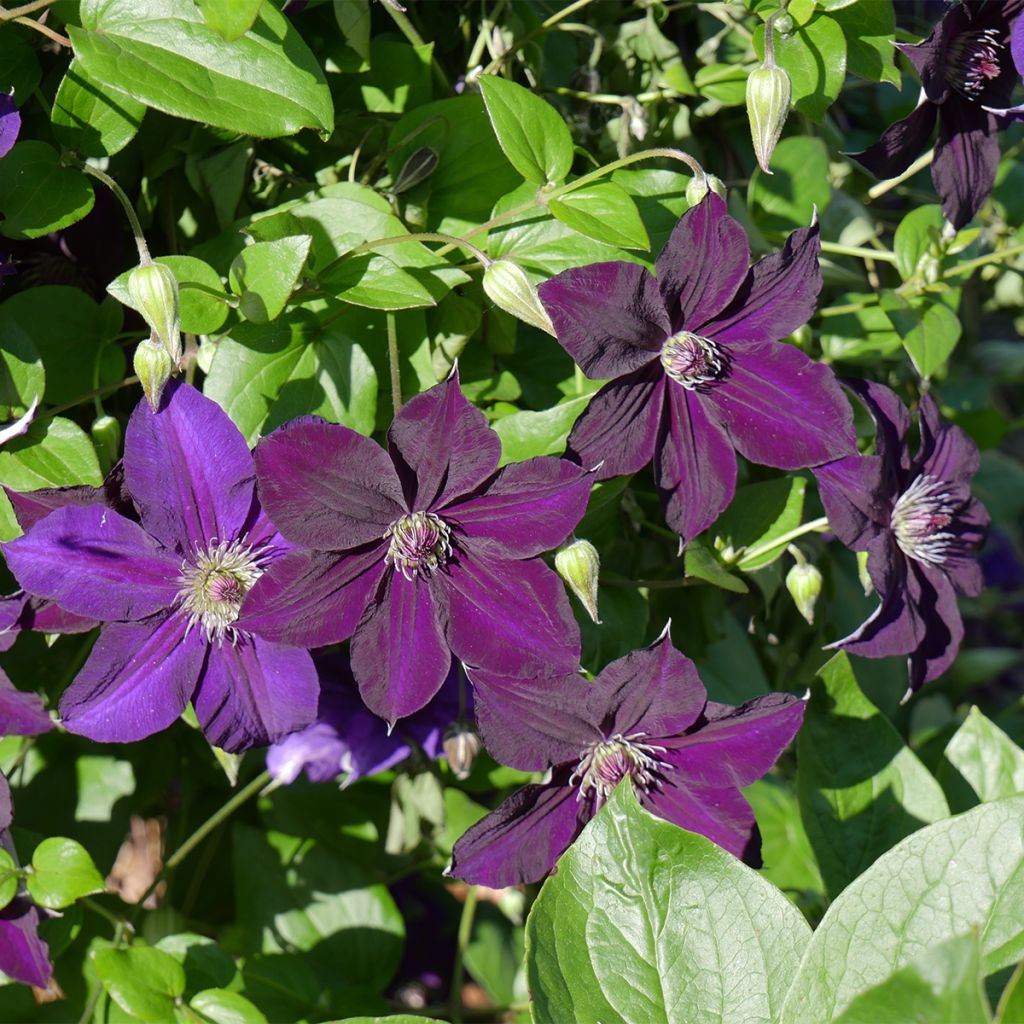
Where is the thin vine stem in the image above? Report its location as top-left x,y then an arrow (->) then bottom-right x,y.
741,517 -> 829,563
70,159 -> 151,264
450,885 -> 480,1023
867,149 -> 935,199
383,2 -> 451,93
819,241 -> 898,265
0,0 -> 57,19
387,313 -> 402,415
12,14 -> 69,45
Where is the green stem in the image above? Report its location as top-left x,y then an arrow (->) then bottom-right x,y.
480,0 -> 596,75
817,295 -> 881,318
599,576 -> 701,589
387,313 -> 402,415
383,2 -> 451,94
77,920 -> 127,1024
467,0 -> 507,68
819,241 -> 897,265
340,231 -> 490,268
12,14 -> 69,45
0,0 -> 57,18
866,148 -> 934,200
740,517 -> 829,564
943,242 -> 1024,278
450,886 -> 480,1023
72,160 -> 151,264
81,896 -> 132,936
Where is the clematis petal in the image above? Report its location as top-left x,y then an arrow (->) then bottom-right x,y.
697,223 -> 822,346
0,593 -> 23,652
5,481 -> 114,534
850,100 -> 939,183
59,615 -> 204,743
566,363 -> 665,477
814,454 -> 888,551
4,505 -> 179,621
0,94 -> 20,161
845,379 -> 911,471
125,381 -> 257,554
943,496 -> 988,597
642,778 -> 758,861
896,7 -> 967,104
0,669 -> 53,736
449,779 -> 586,887
238,544 -> 387,647
0,773 -> 9,829
444,457 -> 591,559
23,598 -> 97,637
350,571 -> 451,723
656,193 -> 750,331
538,262 -> 669,378
444,554 -> 580,677
915,394 -> 980,485
933,102 -> 1001,230
706,341 -> 857,469
1014,7 -> 1024,76
255,418 -> 405,549
192,636 -> 319,753
0,899 -> 52,989
387,375 -> 501,510
654,387 -> 737,543
906,563 -> 964,694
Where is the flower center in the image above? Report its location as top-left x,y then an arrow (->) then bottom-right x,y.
946,28 -> 1004,99
384,511 -> 452,580
660,332 -> 724,390
570,732 -> 668,809
177,538 -> 267,643
891,474 -> 958,566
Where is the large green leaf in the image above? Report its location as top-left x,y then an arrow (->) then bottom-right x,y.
0,417 -> 103,493
492,395 -> 590,465
526,785 -> 810,1024
194,0 -> 263,41
0,142 -> 95,240
798,653 -> 949,898
94,946 -> 187,1022
943,707 -> 1024,805
70,0 -> 333,138
882,293 -> 962,380
750,136 -> 831,234
548,182 -> 649,250
893,205 -> 944,282
230,236 -> 312,324
0,330 -> 44,420
712,477 -> 807,571
52,59 -> 147,157
781,796 -> 1024,1023
26,837 -> 105,910
832,0 -> 900,86
190,988 -> 268,1024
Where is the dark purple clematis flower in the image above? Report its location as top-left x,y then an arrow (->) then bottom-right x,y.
3,382 -> 319,752
267,654 -> 465,785
0,93 -> 20,161
815,381 -> 989,698
537,194 -> 856,544
851,0 -> 1024,228
239,374 -> 592,725
449,635 -> 805,887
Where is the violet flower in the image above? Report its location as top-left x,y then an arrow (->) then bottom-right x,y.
4,382 -> 318,752
239,374 -> 592,725
0,93 -> 20,161
851,0 -> 1023,228
449,635 -> 805,888
0,671 -> 53,737
537,193 -> 855,544
814,381 -> 989,697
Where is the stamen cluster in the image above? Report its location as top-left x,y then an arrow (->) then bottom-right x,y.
660,332 -> 724,390
946,27 -> 1003,98
890,474 -> 958,566
177,538 -> 268,643
570,731 -> 668,807
384,511 -> 452,580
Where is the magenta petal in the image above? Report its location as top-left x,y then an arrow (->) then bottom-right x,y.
707,342 -> 856,469
915,394 -> 981,485
449,781 -> 585,887
0,95 -> 21,161
933,102 -> 1001,229
654,388 -> 736,543
566,363 -> 665,478
538,262 -> 669,378
814,454 -> 887,551
193,636 -> 318,752
255,418 -> 405,550
350,572 -> 450,722
643,779 -> 757,859
657,193 -> 750,331
24,598 -> 97,636
388,375 -> 502,510
445,457 -> 591,559
445,554 -> 580,676
849,101 -> 938,182
846,379 -> 912,473
4,505 -> 179,621
126,382 -> 256,553
0,670 -> 53,736
897,8 -> 965,103
0,900 -> 52,989
237,544 -> 387,647
59,615 -> 203,743
907,564 -> 964,692
0,593 -> 25,651
5,481 -> 113,533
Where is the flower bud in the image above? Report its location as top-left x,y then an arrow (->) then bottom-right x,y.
391,147 -> 439,195
746,63 -> 791,174
482,259 -> 555,335
443,723 -> 482,781
786,559 -> 823,625
685,173 -> 726,207
90,414 -> 122,474
555,538 -> 601,624
133,336 -> 174,412
127,261 -> 181,364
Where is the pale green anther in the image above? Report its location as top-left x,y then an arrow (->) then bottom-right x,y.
128,261 -> 181,364
482,259 -> 556,335
746,64 -> 792,175
685,173 -> 726,207
786,553 -> 823,625
555,537 -> 601,624
133,336 -> 174,412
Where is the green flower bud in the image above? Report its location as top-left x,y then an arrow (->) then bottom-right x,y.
391,147 -> 439,195
482,259 -> 555,335
786,559 -> 823,625
133,336 -> 174,412
746,63 -> 792,175
443,723 -> 482,781
128,261 -> 181,364
90,414 -> 122,474
555,538 -> 601,624
685,173 -> 727,207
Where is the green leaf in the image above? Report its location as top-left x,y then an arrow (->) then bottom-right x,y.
526,785 -> 810,1024
893,205 -> 944,281
832,932 -> 991,1024
781,796 -> 1024,1023
831,0 -> 900,85
943,707 -> 1024,804
548,182 -> 649,250
76,755 -> 136,823
0,416 -> 103,497
464,906 -> 524,1007
194,0 -> 263,41
882,293 -> 962,379
798,653 -> 950,898
52,59 -> 147,157
683,538 -> 749,594
996,960 -> 1024,1023
750,136 -> 831,234
338,1017 -> 451,1023
109,255 -> 229,335
360,40 -> 432,114
334,0 -> 370,72
26,837 -> 105,909
229,236 -> 311,324
694,63 -> 748,106
70,0 -> 333,138
0,848 -> 19,911
0,141 -> 95,240
0,330 -> 44,420
190,988 -> 268,1024
479,76 -> 573,185
745,778 -> 824,900
820,292 -> 903,361
492,395 -> 590,465
0,29 -> 41,104
94,946 -> 187,1022
712,477 -> 807,571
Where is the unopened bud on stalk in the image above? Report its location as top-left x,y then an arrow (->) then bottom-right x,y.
555,537 -> 601,624
133,335 -> 174,412
786,547 -> 823,625
90,414 -> 122,474
128,261 -> 181,364
482,259 -> 555,335
443,723 -> 482,781
685,173 -> 727,207
391,147 -> 439,195
746,63 -> 791,174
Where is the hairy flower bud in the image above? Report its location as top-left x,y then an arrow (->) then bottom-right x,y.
746,64 -> 791,174
685,173 -> 726,207
133,336 -> 174,412
555,537 -> 601,624
128,261 -> 181,364
90,414 -> 122,474
786,557 -> 823,625
483,259 -> 555,335
443,723 -> 482,781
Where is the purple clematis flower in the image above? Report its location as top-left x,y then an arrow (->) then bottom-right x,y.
267,654 -> 465,785
537,194 -> 856,544
0,670 -> 53,737
3,382 -> 319,752
0,93 -> 20,161
239,374 -> 592,725
815,381 -> 989,697
449,635 -> 805,888
851,0 -> 1024,229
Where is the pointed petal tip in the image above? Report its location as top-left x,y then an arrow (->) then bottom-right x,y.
899,685 -> 915,706
654,619 -> 673,643
801,688 -> 811,702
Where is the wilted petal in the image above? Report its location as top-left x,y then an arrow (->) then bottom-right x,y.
0,94 -> 20,161
933,102 -> 1001,229
906,563 -> 964,693
255,418 -> 405,550
814,454 -> 887,551
59,615 -> 203,743
0,899 -> 51,989
538,262 -> 669,378
449,779 -> 585,887
4,505 -> 179,621
0,669 -> 53,736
